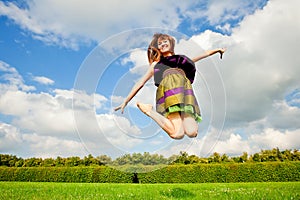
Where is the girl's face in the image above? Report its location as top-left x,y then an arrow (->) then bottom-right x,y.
157,38 -> 171,53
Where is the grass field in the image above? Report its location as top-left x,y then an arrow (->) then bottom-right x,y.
0,182 -> 299,200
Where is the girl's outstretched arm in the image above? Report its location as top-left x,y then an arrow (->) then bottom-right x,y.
192,48 -> 226,63
114,62 -> 156,114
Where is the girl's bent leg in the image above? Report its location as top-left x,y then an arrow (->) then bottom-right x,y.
182,113 -> 198,138
136,102 -> 184,139
166,112 -> 184,139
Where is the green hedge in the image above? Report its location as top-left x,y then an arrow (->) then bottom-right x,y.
0,162 -> 299,183
138,162 -> 300,183
0,166 -> 133,183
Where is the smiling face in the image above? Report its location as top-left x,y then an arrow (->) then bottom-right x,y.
157,36 -> 174,57
147,33 -> 175,62
158,37 -> 171,53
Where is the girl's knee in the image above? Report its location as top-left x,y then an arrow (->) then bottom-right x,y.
186,131 -> 198,138
184,127 -> 198,138
169,129 -> 184,139
183,115 -> 198,138
170,133 -> 184,139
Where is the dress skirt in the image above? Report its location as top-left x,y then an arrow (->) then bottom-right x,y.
155,68 -> 202,122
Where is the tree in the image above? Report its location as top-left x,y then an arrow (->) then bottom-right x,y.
209,152 -> 221,163
65,156 -> 81,167
114,154 -> 131,165
187,155 -> 200,164
131,153 -> 143,165
97,155 -> 112,165
221,154 -> 231,162
250,153 -> 260,162
292,149 -> 300,161
239,152 -> 248,163
83,154 -> 100,166
152,154 -> 168,165
141,152 -> 152,165
55,156 -> 65,166
23,158 -> 42,167
174,151 -> 189,164
15,159 -> 24,167
168,154 -> 180,164
41,158 -> 55,167
0,154 -> 20,167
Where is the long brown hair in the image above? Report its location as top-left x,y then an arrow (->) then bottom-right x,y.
147,33 -> 175,64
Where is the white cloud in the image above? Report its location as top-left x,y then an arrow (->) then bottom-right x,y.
0,89 -> 75,136
0,61 -> 148,157
121,49 -> 148,76
0,61 -> 35,91
96,114 -> 143,150
0,0 -> 268,49
204,0 -> 266,25
32,76 -> 54,85
0,91 -> 141,158
0,123 -> 23,152
190,30 -> 230,50
0,84 -> 111,139
213,133 -> 252,155
266,100 -> 300,130
0,0 -> 191,49
22,133 -> 87,158
169,126 -> 300,157
250,128 -> 300,150
0,122 -> 87,158
189,0 -> 300,128
0,61 -> 18,73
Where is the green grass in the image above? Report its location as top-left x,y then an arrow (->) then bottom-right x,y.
0,182 -> 299,200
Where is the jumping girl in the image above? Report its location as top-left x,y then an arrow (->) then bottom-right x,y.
115,33 -> 225,139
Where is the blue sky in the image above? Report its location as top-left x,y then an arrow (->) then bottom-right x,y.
1,0 -> 300,159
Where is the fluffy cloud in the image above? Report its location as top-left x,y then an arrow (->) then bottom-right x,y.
0,0 -> 267,49
0,123 -> 23,153
204,0 -> 267,25
162,126 -> 300,158
0,0 -> 186,49
266,101 -> 300,130
189,0 -> 300,128
0,61 -> 35,91
0,61 -> 147,157
0,122 -> 87,158
122,49 -> 148,76
250,128 -> 300,150
32,76 -> 54,85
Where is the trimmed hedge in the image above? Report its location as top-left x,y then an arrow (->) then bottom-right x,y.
0,162 -> 299,183
0,166 -> 133,183
138,162 -> 300,183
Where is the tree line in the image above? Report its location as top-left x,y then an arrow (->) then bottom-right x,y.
0,148 -> 299,167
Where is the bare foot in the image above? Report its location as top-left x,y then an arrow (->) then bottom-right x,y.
136,102 -> 153,116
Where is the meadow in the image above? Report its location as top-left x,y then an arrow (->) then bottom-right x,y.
0,181 -> 299,200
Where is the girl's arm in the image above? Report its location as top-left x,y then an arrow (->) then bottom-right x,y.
192,48 -> 226,63
114,62 -> 156,113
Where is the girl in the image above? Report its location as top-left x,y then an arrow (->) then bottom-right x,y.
115,33 -> 225,139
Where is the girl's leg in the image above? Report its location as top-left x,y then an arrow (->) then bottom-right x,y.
182,113 -> 198,138
136,102 -> 184,139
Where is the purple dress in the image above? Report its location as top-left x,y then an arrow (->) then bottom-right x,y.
154,55 -> 202,122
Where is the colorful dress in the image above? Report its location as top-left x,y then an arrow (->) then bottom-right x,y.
154,55 -> 202,122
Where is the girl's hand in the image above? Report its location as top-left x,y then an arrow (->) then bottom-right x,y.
114,102 -> 127,114
219,48 -> 226,59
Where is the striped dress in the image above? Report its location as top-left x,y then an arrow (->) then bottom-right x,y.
154,55 -> 202,122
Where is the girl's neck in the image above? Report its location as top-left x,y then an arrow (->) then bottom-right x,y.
162,52 -> 173,57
